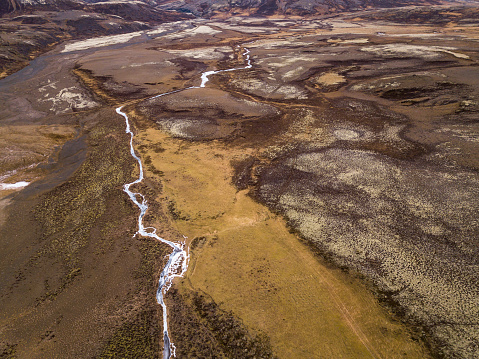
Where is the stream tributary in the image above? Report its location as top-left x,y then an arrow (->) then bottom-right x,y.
116,47 -> 252,358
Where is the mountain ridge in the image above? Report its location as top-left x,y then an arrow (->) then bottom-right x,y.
154,0 -> 448,17
1,0 -> 450,17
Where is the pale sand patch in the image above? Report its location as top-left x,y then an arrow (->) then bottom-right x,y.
164,25 -> 222,39
282,66 -> 305,81
275,85 -> 309,99
440,49 -> 470,59
389,33 -> 460,40
327,20 -> 363,28
146,22 -> 190,36
334,129 -> 360,140
327,38 -> 369,44
208,22 -> 275,33
232,78 -> 308,99
190,25 -> 222,35
167,46 -> 232,60
316,72 -> 347,86
121,61 -> 166,68
62,32 -> 143,53
361,44 -> 470,60
247,39 -> 314,49
258,55 -> 317,68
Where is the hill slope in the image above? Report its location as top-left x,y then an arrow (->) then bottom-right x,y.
155,0 -> 446,16
0,0 -> 21,15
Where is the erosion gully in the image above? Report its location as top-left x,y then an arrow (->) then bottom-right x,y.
116,48 -> 252,359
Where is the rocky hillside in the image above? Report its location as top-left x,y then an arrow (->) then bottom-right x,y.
155,0 -> 446,17
0,0 -> 191,78
0,0 -> 21,15
1,0 -> 450,17
351,3 -> 479,24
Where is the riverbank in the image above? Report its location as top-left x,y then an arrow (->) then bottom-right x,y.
0,107 -> 172,357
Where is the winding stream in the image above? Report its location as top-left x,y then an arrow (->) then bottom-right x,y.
116,47 -> 252,359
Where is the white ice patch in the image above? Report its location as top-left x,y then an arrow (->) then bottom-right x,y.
0,182 -> 29,190
38,80 -> 58,92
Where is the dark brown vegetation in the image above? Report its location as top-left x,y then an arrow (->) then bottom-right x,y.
0,107 -> 167,357
73,67 -> 147,105
167,288 -> 276,358
0,0 -> 21,16
353,4 -> 479,25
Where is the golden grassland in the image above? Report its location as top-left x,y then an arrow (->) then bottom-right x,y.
134,122 -> 430,358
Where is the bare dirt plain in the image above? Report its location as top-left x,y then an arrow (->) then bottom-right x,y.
1,4 -> 479,359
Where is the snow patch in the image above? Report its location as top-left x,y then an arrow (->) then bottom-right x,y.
41,86 -> 98,113
164,25 -> 222,39
0,182 -> 29,190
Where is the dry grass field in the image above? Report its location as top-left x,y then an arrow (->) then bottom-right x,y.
133,124 -> 430,358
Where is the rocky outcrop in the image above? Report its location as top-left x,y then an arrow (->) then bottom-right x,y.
90,1 -> 190,23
